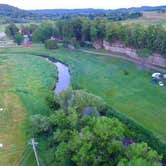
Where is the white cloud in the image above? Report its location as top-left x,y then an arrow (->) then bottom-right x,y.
0,0 -> 165,9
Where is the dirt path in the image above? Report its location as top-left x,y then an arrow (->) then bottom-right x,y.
79,49 -> 166,73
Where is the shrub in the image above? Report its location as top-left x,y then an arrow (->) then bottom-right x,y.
14,32 -> 23,45
45,39 -> 58,49
46,93 -> 60,110
70,37 -> 80,48
136,48 -> 152,58
106,108 -> 166,157
29,114 -> 51,136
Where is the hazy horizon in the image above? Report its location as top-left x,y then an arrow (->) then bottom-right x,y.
0,0 -> 165,10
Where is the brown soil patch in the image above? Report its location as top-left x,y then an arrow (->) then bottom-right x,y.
0,65 -> 26,165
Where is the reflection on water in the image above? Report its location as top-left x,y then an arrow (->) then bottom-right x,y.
46,58 -> 70,94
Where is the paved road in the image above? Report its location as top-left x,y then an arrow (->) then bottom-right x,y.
79,49 -> 166,73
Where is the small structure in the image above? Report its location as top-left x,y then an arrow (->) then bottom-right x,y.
22,35 -> 32,47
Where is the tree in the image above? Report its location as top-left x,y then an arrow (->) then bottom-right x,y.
56,88 -> 108,115
118,143 -> 162,166
29,24 -> 38,34
90,17 -> 106,41
5,23 -> 19,38
70,17 -> 83,42
45,39 -> 58,49
30,89 -> 162,165
105,22 -> 124,42
82,18 -> 91,41
118,158 -> 161,166
14,32 -> 23,45
29,114 -> 51,136
32,21 -> 55,43
53,115 -> 162,166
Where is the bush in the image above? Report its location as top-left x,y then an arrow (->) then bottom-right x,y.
45,39 -> 58,49
14,32 -> 23,45
70,37 -> 80,48
46,93 -> 60,110
106,108 -> 166,157
136,48 -> 152,58
29,114 -> 51,136
57,89 -> 108,115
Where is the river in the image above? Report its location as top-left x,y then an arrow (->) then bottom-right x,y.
45,57 -> 70,94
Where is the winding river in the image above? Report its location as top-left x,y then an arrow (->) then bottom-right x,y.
45,56 -> 70,94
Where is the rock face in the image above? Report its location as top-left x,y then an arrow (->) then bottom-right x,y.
103,41 -> 140,60
93,40 -> 103,49
146,54 -> 166,68
102,40 -> 166,68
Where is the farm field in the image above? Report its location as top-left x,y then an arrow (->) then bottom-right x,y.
2,44 -> 166,143
0,53 -> 56,165
122,11 -> 166,27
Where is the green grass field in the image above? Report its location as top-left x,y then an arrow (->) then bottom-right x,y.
121,11 -> 166,27
0,43 -> 166,164
2,44 -> 166,144
0,53 -> 56,165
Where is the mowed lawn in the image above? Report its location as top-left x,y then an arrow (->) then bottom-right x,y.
0,53 -> 56,165
3,44 -> 166,143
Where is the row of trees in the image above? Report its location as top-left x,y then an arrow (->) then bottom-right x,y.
5,23 -> 23,44
29,89 -> 162,165
55,17 -> 166,54
5,18 -> 166,53
29,17 -> 166,54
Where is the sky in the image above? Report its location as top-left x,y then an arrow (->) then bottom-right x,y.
0,0 -> 165,10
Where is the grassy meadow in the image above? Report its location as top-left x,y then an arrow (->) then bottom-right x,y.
2,44 -> 166,144
121,11 -> 166,27
0,53 -> 56,165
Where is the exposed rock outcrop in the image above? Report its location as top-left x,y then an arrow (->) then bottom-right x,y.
102,40 -> 166,68
93,40 -> 103,49
146,54 -> 166,68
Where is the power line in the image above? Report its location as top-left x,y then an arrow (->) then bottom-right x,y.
29,138 -> 40,166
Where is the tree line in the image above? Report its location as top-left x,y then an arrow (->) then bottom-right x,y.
0,4 -> 142,24
5,17 -> 166,54
33,17 -> 166,54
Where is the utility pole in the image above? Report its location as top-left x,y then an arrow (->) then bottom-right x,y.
29,138 -> 40,166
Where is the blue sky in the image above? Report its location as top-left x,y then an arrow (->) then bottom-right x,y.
0,0 -> 165,9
